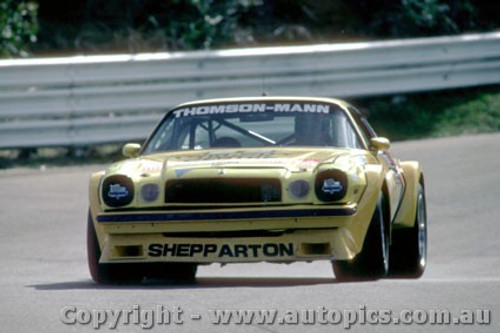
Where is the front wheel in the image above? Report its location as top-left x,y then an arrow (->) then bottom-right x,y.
87,211 -> 197,284
332,192 -> 389,281
87,212 -> 143,284
389,183 -> 427,278
145,263 -> 198,282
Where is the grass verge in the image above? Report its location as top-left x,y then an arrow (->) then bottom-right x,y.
355,85 -> 500,141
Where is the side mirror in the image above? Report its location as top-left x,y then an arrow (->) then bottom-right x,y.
370,137 -> 390,151
122,143 -> 141,158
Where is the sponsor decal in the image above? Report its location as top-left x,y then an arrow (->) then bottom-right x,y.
167,150 -> 304,163
298,158 -> 321,168
321,178 -> 343,194
108,184 -> 129,199
167,150 -> 278,163
198,150 -> 277,160
172,103 -> 330,118
166,156 -> 323,172
148,243 -> 294,258
164,151 -> 328,171
140,161 -> 163,174
174,168 -> 193,178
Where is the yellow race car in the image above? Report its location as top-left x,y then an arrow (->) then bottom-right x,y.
87,97 -> 427,283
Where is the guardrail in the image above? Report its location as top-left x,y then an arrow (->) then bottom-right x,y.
1,32 -> 500,149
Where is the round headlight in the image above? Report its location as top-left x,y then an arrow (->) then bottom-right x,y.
315,170 -> 348,202
289,180 -> 310,199
140,183 -> 160,202
102,175 -> 134,207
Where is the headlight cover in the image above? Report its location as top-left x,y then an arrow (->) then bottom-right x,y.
140,183 -> 160,202
315,169 -> 348,202
289,180 -> 310,199
102,175 -> 134,207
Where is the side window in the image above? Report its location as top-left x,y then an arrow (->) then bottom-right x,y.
343,118 -> 364,150
361,117 -> 377,137
145,116 -> 190,152
328,111 -> 363,149
348,107 -> 375,147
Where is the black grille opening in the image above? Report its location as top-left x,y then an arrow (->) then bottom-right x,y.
165,178 -> 281,203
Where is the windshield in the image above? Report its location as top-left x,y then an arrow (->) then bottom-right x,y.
143,101 -> 364,154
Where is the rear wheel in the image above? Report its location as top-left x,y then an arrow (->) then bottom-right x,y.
389,183 -> 427,278
87,212 -> 143,284
332,193 -> 389,281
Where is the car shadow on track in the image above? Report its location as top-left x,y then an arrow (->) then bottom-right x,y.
28,277 -> 337,291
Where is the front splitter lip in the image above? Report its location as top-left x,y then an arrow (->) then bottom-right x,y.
96,205 -> 357,223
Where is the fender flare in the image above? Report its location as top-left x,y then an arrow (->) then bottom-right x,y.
345,164 -> 386,254
394,161 -> 424,229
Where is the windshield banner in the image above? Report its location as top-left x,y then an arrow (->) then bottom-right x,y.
172,103 -> 331,118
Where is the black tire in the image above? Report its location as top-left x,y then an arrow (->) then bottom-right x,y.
332,192 -> 389,281
88,211 -> 197,284
145,262 -> 198,282
87,212 -> 143,284
389,183 -> 427,278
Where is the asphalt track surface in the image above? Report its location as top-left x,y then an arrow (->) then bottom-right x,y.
0,133 -> 499,332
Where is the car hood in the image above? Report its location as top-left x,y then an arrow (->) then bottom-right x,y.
105,148 -> 360,177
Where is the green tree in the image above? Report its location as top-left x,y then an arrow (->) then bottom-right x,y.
0,0 -> 38,57
158,0 -> 261,50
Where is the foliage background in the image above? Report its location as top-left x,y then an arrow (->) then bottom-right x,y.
2,0 -> 498,56
0,0 -> 38,57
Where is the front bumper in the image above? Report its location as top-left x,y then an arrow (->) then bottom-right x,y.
94,204 -> 360,263
99,228 -> 358,264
